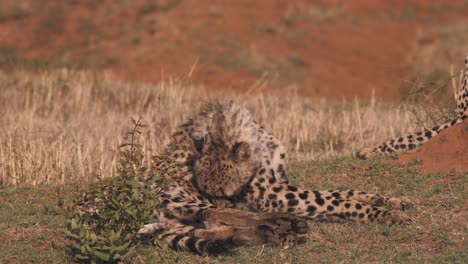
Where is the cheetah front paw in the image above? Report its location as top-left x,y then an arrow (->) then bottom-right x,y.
138,222 -> 167,234
383,210 -> 412,225
356,148 -> 378,160
255,214 -> 309,245
387,197 -> 413,211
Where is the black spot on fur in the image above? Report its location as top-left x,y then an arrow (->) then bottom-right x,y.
355,203 -> 362,210
270,169 -> 275,178
280,170 -> 286,179
258,168 -> 266,175
288,185 -> 298,191
332,192 -> 341,198
358,213 -> 365,219
268,177 -> 276,184
268,193 -> 277,200
258,177 -> 265,183
374,210 -> 381,218
299,192 -> 308,200
285,193 -> 295,200
273,186 -> 282,193
278,164 -> 284,172
172,197 -> 183,203
332,200 -> 340,206
327,205 -> 334,211
307,205 -> 317,212
424,131 -> 432,138
288,199 -> 299,206
344,203 -> 351,208
315,198 -> 325,206
280,153 -> 286,159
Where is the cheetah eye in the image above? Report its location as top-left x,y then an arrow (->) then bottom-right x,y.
233,142 -> 251,162
193,137 -> 205,154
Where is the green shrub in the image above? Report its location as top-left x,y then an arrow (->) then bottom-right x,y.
64,117 -> 164,263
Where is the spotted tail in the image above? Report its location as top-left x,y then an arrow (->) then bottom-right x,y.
456,54 -> 468,118
162,232 -> 240,255
357,54 -> 468,159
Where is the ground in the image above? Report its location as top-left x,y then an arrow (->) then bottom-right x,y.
398,119 -> 468,173
0,158 -> 466,263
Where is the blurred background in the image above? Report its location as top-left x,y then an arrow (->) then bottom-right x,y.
1,0 -> 468,101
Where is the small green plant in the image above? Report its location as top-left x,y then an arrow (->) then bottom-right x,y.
64,117 -> 164,263
409,157 -> 422,166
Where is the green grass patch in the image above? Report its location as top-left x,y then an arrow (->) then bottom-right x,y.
1,158 -> 466,263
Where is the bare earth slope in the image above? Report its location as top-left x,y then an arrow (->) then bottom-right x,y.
399,120 -> 468,173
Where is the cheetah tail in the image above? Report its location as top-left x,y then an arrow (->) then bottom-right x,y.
163,233 -> 242,255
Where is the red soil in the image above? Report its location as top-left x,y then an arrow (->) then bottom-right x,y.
398,119 -> 468,173
1,0 -> 467,100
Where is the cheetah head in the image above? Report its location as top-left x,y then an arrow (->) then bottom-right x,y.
193,114 -> 259,198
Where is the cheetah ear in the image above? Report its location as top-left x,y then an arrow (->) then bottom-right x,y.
233,142 -> 251,162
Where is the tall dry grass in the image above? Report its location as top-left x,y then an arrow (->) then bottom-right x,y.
0,69 -> 421,186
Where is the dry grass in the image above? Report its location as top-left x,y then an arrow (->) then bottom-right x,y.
0,69 -> 425,186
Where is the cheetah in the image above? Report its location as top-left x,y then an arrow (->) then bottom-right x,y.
357,54 -> 468,159
140,100 -> 412,255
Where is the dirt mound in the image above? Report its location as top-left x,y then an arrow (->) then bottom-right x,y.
398,119 -> 468,173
